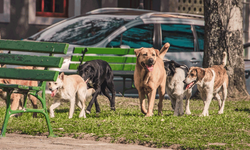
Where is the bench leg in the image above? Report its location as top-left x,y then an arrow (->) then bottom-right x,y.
1,91 -> 12,137
34,93 -> 56,138
122,77 -> 135,96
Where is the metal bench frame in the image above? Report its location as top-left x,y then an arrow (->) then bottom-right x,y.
0,40 -> 69,137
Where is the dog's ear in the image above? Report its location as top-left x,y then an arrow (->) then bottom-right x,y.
154,49 -> 160,57
134,48 -> 143,57
59,72 -> 65,80
196,68 -> 205,81
170,62 -> 176,73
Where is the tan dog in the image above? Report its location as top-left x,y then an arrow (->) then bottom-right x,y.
0,66 -> 39,118
184,52 -> 228,116
134,43 -> 170,117
48,73 -> 95,119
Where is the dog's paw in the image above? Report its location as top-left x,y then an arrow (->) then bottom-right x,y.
110,107 -> 115,111
218,111 -> 224,114
145,113 -> 153,117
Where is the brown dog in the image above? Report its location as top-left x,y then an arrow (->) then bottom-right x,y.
0,66 -> 39,118
134,43 -> 170,117
184,52 -> 228,116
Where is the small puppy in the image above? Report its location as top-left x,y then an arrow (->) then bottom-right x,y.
48,72 -> 95,119
184,52 -> 228,116
77,60 -> 115,114
164,60 -> 192,116
134,43 -> 170,117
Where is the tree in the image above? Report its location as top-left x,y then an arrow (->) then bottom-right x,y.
203,0 -> 248,97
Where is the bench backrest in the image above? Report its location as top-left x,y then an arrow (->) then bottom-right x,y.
69,47 -> 136,72
0,40 -> 69,82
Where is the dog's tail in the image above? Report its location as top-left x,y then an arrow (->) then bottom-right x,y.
86,88 -> 95,97
222,51 -> 227,67
159,43 -> 170,60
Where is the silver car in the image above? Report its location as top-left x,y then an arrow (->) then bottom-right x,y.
25,8 -> 205,97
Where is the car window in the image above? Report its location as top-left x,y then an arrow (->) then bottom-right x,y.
31,15 -> 134,46
161,24 -> 194,52
195,25 -> 204,51
107,24 -> 154,48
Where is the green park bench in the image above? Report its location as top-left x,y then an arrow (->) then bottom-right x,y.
0,39 -> 68,137
69,47 -> 136,96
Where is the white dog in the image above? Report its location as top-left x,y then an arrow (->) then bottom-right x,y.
164,60 -> 192,116
48,72 -> 95,119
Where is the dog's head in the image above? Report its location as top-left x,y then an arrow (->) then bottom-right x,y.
134,47 -> 159,72
183,67 -> 205,90
77,62 -> 95,87
48,72 -> 65,97
164,60 -> 182,76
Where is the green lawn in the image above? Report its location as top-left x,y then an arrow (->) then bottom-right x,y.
0,95 -> 250,149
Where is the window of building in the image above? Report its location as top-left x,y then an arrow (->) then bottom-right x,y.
107,24 -> 154,48
36,0 -> 68,17
161,24 -> 194,52
0,0 -> 3,13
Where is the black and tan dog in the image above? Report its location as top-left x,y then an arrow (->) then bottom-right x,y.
134,43 -> 170,117
77,59 -> 115,114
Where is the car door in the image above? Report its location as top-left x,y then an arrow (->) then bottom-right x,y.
161,24 -> 204,68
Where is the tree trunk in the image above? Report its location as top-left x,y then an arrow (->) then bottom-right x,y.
203,0 -> 248,97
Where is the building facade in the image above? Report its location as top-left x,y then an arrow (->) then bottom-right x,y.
0,0 -> 248,43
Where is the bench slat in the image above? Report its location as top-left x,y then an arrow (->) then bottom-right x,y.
0,40 -> 69,54
0,84 -> 43,91
71,55 -> 137,63
69,63 -> 135,71
0,68 -> 59,81
74,47 -> 135,55
0,54 -> 64,68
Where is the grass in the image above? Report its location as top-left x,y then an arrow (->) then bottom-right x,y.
0,95 -> 250,149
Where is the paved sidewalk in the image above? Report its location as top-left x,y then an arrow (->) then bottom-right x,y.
0,133 -> 169,150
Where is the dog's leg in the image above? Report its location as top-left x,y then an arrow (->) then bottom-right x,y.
49,102 -> 61,118
200,93 -> 213,117
170,97 -> 176,111
10,93 -> 20,111
79,100 -> 86,118
86,87 -> 101,114
28,94 -> 38,118
214,93 -> 222,110
158,86 -> 165,116
146,89 -> 157,117
69,98 -> 76,119
174,95 -> 184,116
138,90 -> 147,114
77,98 -> 86,118
185,89 -> 192,115
76,99 -> 83,109
102,83 -> 115,111
218,83 -> 227,114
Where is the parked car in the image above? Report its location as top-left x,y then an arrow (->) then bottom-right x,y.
24,8 -> 205,97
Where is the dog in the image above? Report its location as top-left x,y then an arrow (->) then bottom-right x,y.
0,66 -> 39,118
134,43 -> 170,117
77,59 -> 116,114
183,52 -> 228,116
48,72 -> 95,119
164,60 -> 192,116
